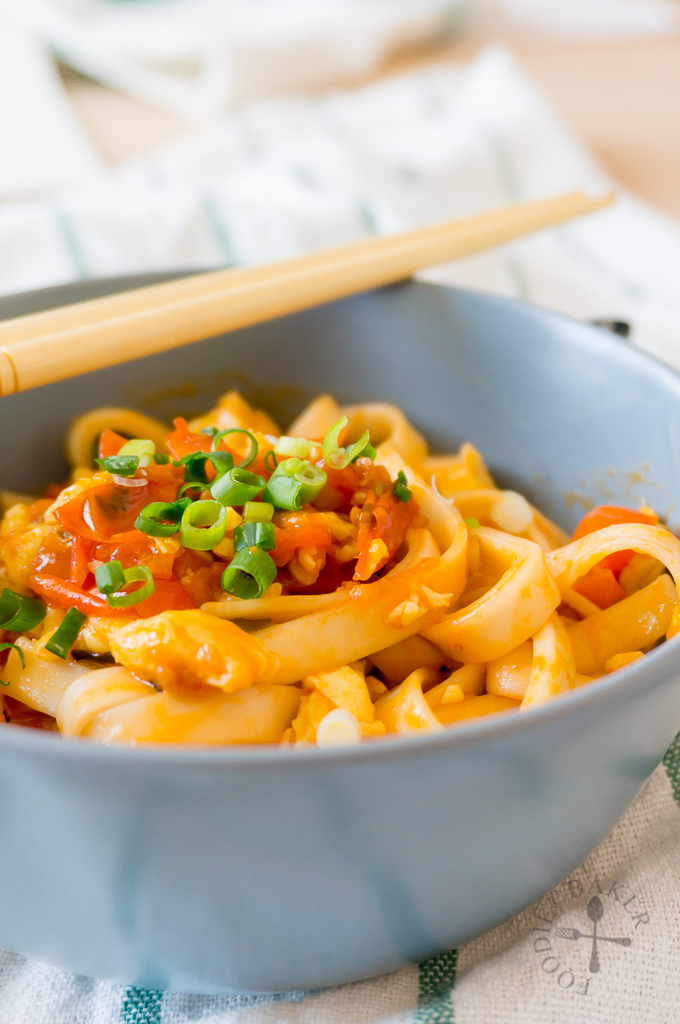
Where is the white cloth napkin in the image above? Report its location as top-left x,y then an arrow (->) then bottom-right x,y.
0,0 -> 466,123
471,0 -> 680,42
0,23 -> 101,200
2,45 -> 680,373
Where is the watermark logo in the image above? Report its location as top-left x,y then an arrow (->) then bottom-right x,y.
531,874 -> 650,995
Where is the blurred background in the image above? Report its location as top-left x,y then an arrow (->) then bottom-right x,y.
2,0 -> 680,365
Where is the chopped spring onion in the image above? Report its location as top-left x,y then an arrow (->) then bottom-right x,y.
95,560 -> 126,595
322,417 -> 347,468
0,642 -> 25,676
0,588 -> 46,632
212,428 -> 258,469
262,459 -> 327,511
275,436 -> 314,458
264,450 -> 279,473
117,438 -> 155,467
95,560 -> 155,608
211,468 -> 266,507
107,566 -> 155,609
96,455 -> 139,477
464,517 -> 480,530
181,500 -> 227,550
45,607 -> 86,659
178,482 -> 202,499
322,417 -> 374,469
173,450 -> 235,485
234,521 -> 276,552
221,547 -> 277,600
243,501 -> 274,523
135,498 -> 192,537
153,453 -> 170,465
201,427 -> 218,437
393,470 -> 412,503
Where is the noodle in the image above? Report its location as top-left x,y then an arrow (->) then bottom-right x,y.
0,389 -> 677,745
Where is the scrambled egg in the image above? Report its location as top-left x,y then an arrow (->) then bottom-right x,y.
109,609 -> 281,694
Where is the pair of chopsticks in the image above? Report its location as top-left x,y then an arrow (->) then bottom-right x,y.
0,191 -> 614,397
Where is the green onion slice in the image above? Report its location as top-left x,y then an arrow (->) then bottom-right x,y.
264,450 -> 279,473
464,517 -> 480,530
275,436 -> 314,458
243,501 -> 274,523
0,642 -> 25,675
234,521 -> 276,552
153,453 -> 170,465
262,459 -> 327,511
0,589 -> 46,632
107,566 -> 155,609
178,483 -> 202,499
118,439 -> 155,468
135,498 -> 192,537
322,417 -> 347,468
322,417 -> 373,469
180,500 -> 227,550
221,547 -> 277,600
173,450 -> 235,485
45,607 -> 86,659
95,560 -> 126,594
211,468 -> 266,507
393,470 -> 412,503
96,455 -> 139,477
201,427 -> 219,438
212,428 -> 258,469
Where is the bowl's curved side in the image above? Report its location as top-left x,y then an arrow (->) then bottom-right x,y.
0,275 -> 680,991
0,647 -> 677,993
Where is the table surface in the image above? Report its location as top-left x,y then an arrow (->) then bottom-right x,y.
60,33 -> 680,221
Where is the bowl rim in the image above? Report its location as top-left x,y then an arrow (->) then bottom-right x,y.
1,274 -> 680,768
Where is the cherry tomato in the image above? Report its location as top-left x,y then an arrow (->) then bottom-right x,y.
572,565 -> 626,609
572,505 -> 658,576
29,574 -> 130,617
98,429 -> 127,458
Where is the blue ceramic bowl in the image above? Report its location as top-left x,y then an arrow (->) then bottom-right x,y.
0,275 -> 678,995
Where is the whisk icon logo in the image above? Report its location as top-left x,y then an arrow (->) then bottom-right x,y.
531,874 -> 649,995
554,895 -> 632,974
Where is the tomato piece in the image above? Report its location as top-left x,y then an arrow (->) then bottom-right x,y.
98,429 -> 127,458
133,578 -> 195,617
54,464 -> 183,541
354,490 -> 415,581
271,512 -> 332,567
178,563 -> 224,606
92,532 -> 177,580
572,565 -> 626,609
29,575 -> 130,617
318,459 -> 392,510
32,531 -> 72,580
166,417 -> 211,460
572,505 -> 659,576
166,418 -> 276,480
284,559 -> 355,595
69,535 -> 93,587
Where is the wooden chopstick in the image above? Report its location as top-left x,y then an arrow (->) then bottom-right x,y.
0,190 -> 614,396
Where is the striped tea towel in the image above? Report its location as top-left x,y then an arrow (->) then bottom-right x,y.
3,46 -> 680,375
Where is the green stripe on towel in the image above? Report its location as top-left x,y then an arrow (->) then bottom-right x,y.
663,731 -> 680,804
120,986 -> 163,1024
414,949 -> 457,1023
